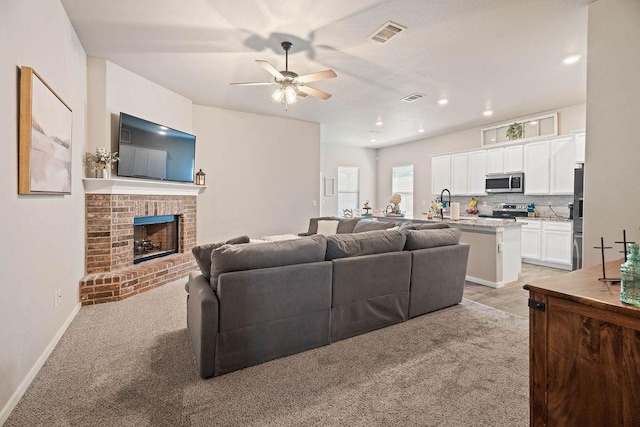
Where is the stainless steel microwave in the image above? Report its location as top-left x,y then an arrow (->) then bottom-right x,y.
485,173 -> 524,193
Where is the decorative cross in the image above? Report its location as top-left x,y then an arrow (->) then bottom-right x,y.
614,229 -> 636,259
594,237 -> 620,284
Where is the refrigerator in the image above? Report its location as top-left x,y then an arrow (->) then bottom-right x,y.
572,168 -> 584,270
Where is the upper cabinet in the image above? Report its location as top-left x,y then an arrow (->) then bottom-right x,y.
486,144 -> 523,174
431,155 -> 451,195
549,137 -> 575,194
486,148 -> 504,174
468,150 -> 487,195
430,134 -> 583,197
504,145 -> 524,172
451,153 -> 469,195
524,140 -> 550,194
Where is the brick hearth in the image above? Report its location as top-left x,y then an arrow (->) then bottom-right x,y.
80,194 -> 198,305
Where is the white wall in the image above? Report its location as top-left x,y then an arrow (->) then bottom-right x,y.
584,0 -> 640,267
87,57 -> 193,158
376,103 -> 586,217
0,0 -> 87,422
193,105 -> 320,241
320,144 -> 377,217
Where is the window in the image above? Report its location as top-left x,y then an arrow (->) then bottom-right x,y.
392,165 -> 414,218
337,166 -> 359,216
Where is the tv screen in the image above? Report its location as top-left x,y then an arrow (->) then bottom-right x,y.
117,112 -> 196,183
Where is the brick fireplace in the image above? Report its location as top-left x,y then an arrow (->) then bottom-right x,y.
79,186 -> 200,305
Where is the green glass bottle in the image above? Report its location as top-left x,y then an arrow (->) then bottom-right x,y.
620,243 -> 640,306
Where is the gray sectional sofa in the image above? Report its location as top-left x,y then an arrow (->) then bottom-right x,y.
185,219 -> 469,378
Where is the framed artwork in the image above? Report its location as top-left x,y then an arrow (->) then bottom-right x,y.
324,176 -> 335,197
19,66 -> 73,194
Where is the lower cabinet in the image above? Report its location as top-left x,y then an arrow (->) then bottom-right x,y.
517,219 -> 572,269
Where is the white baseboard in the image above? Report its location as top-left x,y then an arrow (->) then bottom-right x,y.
466,275 -> 505,288
0,302 -> 81,425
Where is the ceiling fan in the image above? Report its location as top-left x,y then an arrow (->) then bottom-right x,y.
230,41 -> 337,109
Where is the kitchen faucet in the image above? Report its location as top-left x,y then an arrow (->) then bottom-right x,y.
440,188 -> 451,219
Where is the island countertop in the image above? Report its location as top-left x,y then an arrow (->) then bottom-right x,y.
375,216 -> 523,231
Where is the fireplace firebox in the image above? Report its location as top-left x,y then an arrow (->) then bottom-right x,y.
133,215 -> 179,264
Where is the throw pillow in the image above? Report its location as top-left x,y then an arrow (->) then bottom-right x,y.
317,220 -> 339,236
210,234 -> 327,289
325,229 -> 407,260
352,219 -> 396,233
403,228 -> 462,251
192,235 -> 250,279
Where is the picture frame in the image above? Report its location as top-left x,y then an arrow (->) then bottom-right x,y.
19,66 -> 73,195
324,176 -> 335,197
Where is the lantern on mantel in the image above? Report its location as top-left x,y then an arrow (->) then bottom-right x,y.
195,169 -> 206,186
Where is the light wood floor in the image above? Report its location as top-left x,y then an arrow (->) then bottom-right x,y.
463,263 -> 570,317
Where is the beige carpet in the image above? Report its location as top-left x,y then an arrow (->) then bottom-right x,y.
6,279 -> 529,426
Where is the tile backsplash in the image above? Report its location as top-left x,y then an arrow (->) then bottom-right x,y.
446,194 -> 573,219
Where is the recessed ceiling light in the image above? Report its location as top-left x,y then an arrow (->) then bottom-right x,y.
375,120 -> 383,126
562,54 -> 582,65
418,128 -> 425,133
483,110 -> 493,117
438,98 -> 448,105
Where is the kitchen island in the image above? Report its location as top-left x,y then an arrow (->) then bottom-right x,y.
378,216 -> 523,288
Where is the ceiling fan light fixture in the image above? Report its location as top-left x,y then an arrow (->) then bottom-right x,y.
284,85 -> 298,104
272,87 -> 284,103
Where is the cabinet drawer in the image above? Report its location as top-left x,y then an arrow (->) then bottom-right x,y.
543,221 -> 572,232
517,219 -> 541,229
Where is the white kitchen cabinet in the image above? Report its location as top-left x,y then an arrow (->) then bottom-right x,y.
549,137 -> 575,194
517,219 -> 542,260
431,155 -> 451,195
517,218 -> 572,270
451,153 -> 469,195
486,148 -> 504,174
575,132 -> 586,163
468,150 -> 487,195
504,144 -> 524,172
541,221 -> 572,267
524,140 -> 550,194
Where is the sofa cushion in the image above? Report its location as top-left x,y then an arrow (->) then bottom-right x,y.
210,235 -> 327,288
317,220 -> 339,236
352,219 -> 396,233
325,229 -> 407,260
403,228 -> 462,251
400,222 -> 450,231
336,217 -> 360,234
192,235 -> 250,279
306,217 -> 335,234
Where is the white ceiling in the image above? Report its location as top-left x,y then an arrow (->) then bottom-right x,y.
60,0 -> 590,148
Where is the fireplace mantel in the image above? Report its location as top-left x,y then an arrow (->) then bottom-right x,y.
82,178 -> 206,196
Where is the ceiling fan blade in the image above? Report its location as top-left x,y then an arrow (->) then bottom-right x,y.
298,85 -> 332,100
256,60 -> 284,80
296,69 -> 337,84
229,81 -> 274,86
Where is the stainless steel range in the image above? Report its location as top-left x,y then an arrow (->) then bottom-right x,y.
478,203 -> 529,220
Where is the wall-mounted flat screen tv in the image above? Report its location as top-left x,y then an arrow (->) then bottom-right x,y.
117,112 -> 196,183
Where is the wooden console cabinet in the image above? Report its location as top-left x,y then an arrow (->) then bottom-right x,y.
524,261 -> 640,426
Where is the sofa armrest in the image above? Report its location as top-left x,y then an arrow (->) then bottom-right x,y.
186,274 -> 219,378
297,232 -> 313,236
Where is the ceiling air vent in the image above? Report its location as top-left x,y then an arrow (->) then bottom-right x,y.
401,93 -> 425,103
368,21 -> 407,44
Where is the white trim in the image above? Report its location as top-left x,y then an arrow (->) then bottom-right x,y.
466,275 -> 506,288
82,178 -> 207,196
0,303 -> 81,425
522,259 -> 572,271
